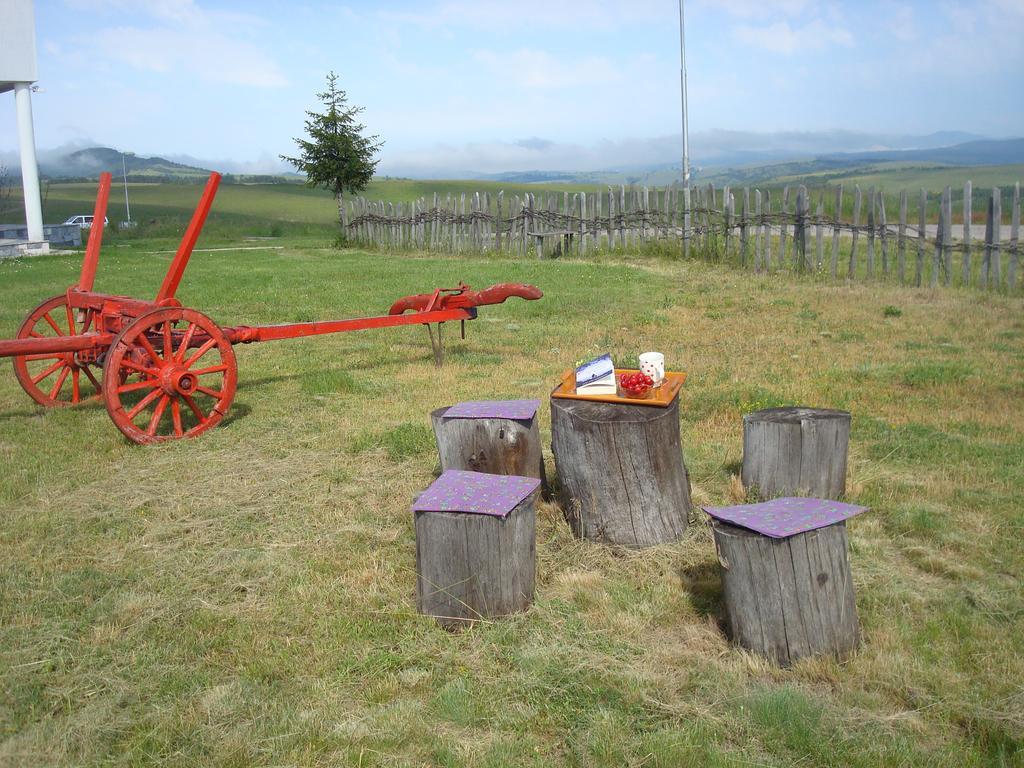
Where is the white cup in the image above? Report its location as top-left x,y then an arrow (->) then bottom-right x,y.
639,352 -> 665,387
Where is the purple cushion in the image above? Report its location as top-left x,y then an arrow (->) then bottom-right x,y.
702,497 -> 867,538
443,399 -> 540,421
413,469 -> 540,517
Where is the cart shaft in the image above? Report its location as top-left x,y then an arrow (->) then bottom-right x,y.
78,173 -> 111,292
224,307 -> 474,344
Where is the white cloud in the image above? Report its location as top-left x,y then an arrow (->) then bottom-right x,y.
697,0 -> 816,20
472,49 -> 623,90
733,19 -> 853,54
374,0 -> 665,32
66,0 -> 287,88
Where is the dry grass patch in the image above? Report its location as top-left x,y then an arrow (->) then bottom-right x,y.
0,242 -> 1021,766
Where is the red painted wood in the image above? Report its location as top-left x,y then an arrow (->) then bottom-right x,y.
77,173 -> 112,292
155,172 -> 222,303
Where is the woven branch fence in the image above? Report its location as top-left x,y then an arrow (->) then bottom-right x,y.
344,182 -> 1022,292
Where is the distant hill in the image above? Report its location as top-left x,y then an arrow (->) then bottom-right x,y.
40,147 -> 213,181
482,138 -> 1024,188
819,138 -> 1024,166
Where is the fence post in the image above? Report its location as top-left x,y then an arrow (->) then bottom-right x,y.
933,191 -> 944,289
878,190 -> 889,276
753,189 -> 762,271
943,186 -> 953,286
682,184 -> 691,258
1010,182 -> 1020,292
724,189 -> 734,258
898,190 -> 907,284
962,181 -> 972,285
740,188 -> 750,267
794,186 -> 806,271
581,191 -> 589,256
987,188 -> 1002,289
916,190 -> 926,287
815,191 -> 824,271
866,186 -> 875,278
849,185 -> 861,279
780,185 -> 790,268
831,185 -> 842,278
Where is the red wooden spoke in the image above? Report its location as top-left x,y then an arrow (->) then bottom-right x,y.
82,365 -> 102,392
175,322 -> 198,362
28,331 -> 44,339
49,366 -> 71,400
65,302 -> 76,335
171,399 -> 183,437
163,321 -> 174,359
147,395 -> 170,436
24,352 -> 64,362
31,359 -> 65,385
195,385 -> 223,398
117,378 -> 159,394
126,387 -> 163,420
181,393 -> 205,422
182,338 -> 216,369
72,368 -> 81,403
135,333 -> 163,365
42,312 -> 63,336
192,363 -> 228,376
117,359 -> 161,377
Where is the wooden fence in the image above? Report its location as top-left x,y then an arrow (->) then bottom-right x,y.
343,182 -> 1022,292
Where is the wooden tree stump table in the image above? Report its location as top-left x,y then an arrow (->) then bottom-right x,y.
430,400 -> 546,489
704,497 -> 867,666
742,407 -> 851,500
550,392 -> 691,547
414,470 -> 540,629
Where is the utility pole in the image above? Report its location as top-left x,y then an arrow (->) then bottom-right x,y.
122,152 -> 132,225
678,0 -> 691,257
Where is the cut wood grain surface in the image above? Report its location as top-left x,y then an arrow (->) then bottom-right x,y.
550,395 -> 691,547
712,519 -> 860,667
742,407 -> 851,500
416,491 -> 537,629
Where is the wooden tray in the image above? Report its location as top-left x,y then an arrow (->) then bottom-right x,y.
551,369 -> 687,407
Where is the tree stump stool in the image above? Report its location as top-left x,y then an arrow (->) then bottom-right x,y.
742,407 -> 851,499
550,394 -> 691,547
414,469 -> 540,629
430,400 -> 546,490
704,497 -> 867,666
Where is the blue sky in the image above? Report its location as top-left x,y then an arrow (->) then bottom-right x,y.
1,0 -> 1022,174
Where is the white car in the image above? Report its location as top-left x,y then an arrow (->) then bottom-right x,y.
63,215 -> 109,229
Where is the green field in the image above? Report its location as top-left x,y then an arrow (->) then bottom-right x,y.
0,179 -> 600,236
0,231 -> 1022,766
1,169 -> 1013,245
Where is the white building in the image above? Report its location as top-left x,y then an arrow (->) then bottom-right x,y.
1,0 -> 46,254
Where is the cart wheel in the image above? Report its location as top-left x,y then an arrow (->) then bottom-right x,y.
103,307 -> 237,444
12,294 -> 104,407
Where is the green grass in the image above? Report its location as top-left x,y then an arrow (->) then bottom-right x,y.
0,236 -> 1022,766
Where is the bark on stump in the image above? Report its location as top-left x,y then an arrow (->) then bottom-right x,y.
415,491 -> 538,629
550,396 -> 691,547
712,519 -> 860,666
742,407 -> 851,499
430,406 -> 547,487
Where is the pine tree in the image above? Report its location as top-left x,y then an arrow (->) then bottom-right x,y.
280,72 -> 382,226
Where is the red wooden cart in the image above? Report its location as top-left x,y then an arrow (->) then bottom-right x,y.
0,172 -> 542,444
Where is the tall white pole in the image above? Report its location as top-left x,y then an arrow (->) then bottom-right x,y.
678,0 -> 691,256
13,83 -> 44,243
